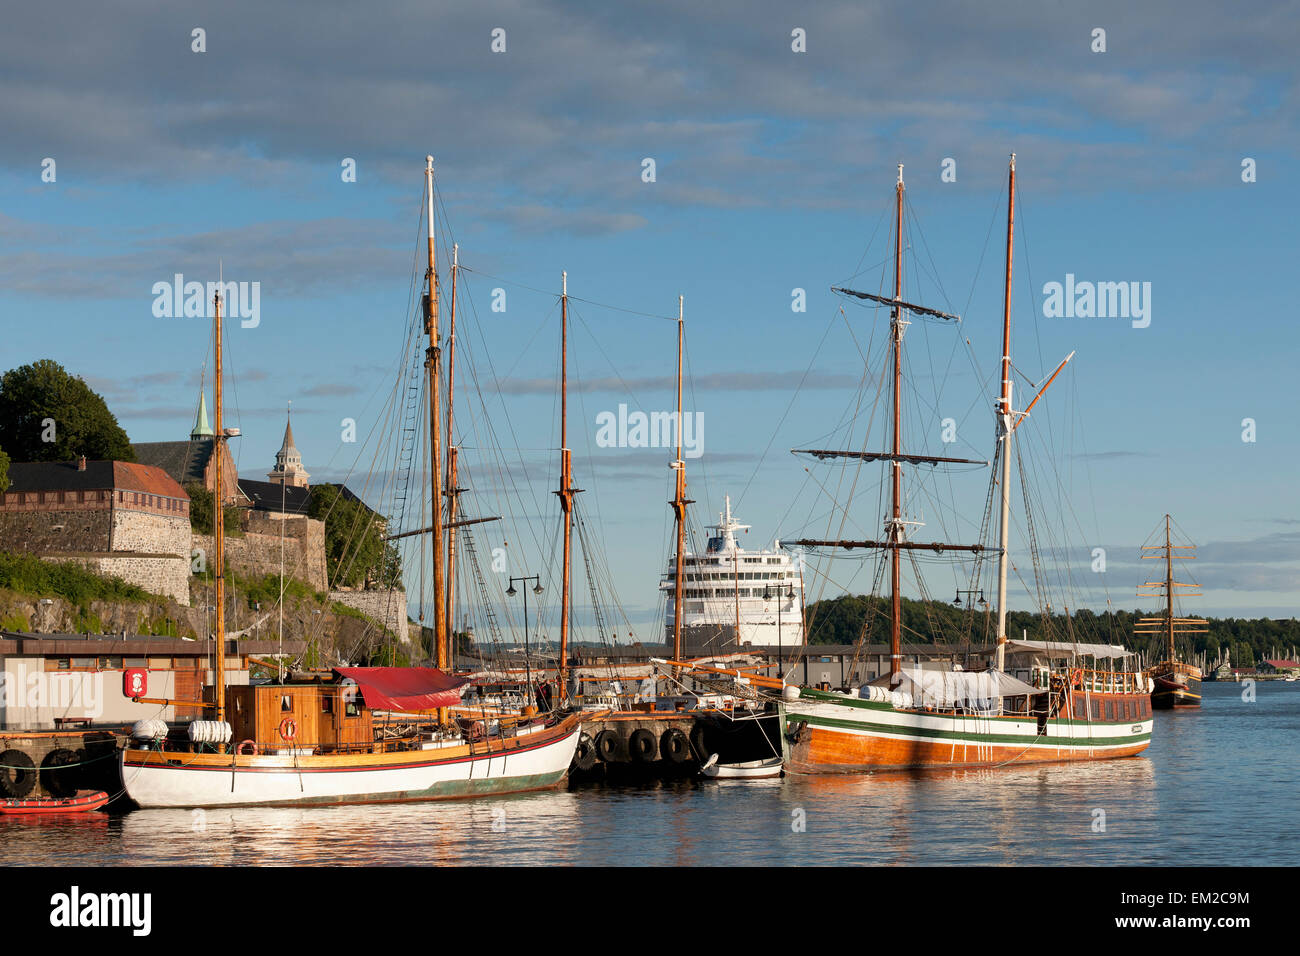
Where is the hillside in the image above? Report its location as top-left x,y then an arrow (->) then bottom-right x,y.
0,550 -> 411,667
805,593 -> 1299,667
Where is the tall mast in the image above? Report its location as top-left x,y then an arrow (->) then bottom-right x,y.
212,287 -> 227,731
556,271 -> 575,701
888,164 -> 905,688
994,154 -> 1016,673
1165,513 -> 1174,661
445,244 -> 459,651
424,156 -> 447,682
671,296 -> 687,663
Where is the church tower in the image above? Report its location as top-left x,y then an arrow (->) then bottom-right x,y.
191,390 -> 213,440
268,408 -> 310,488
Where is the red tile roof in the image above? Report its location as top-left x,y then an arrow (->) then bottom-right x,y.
112,461 -> 188,498
1263,659 -> 1300,669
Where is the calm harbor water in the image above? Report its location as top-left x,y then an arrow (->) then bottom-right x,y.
6,681 -> 1297,866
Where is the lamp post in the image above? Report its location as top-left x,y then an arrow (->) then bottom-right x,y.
764,581 -> 796,681
953,589 -> 987,668
506,575 -> 544,708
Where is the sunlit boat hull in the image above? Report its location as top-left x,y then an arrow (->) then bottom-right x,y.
120,720 -> 581,809
780,688 -> 1152,773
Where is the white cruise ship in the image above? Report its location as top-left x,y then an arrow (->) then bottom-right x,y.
661,496 -> 804,649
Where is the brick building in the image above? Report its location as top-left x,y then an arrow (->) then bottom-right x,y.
0,457 -> 192,604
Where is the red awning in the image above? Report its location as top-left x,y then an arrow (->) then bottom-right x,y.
333,667 -> 470,711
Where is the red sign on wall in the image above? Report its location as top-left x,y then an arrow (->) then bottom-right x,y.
123,668 -> 148,699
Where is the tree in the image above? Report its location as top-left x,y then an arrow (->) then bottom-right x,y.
0,359 -> 136,462
0,446 -> 9,493
307,484 -> 402,589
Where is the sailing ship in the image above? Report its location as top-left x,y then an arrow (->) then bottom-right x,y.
120,156 -> 581,808
659,496 -> 804,653
776,156 -> 1154,772
1138,515 -> 1206,708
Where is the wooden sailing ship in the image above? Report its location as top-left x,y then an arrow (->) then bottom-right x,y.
776,156 -> 1154,772
119,156 -> 581,808
1138,515 -> 1206,708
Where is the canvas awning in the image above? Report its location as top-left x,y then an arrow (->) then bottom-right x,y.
1003,639 -> 1132,660
333,667 -> 470,711
871,667 -> 1040,709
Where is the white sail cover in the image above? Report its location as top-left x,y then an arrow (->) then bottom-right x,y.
1004,639 -> 1131,660
869,667 -> 1039,710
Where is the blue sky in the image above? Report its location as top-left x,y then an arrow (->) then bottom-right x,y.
2,1 -> 1298,636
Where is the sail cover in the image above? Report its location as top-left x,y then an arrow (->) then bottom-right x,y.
871,667 -> 1040,710
333,667 -> 470,711
1004,639 -> 1132,660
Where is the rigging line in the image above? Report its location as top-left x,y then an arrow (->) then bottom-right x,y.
454,277 -> 551,575
458,265 -> 678,321
734,304 -> 842,509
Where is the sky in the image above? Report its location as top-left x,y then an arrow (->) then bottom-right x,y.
2,1 -> 1298,640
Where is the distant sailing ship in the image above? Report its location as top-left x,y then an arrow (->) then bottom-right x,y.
1138,515 -> 1206,708
660,496 -> 804,653
776,156 -> 1154,772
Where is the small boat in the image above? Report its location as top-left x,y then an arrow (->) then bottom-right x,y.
700,754 -> 783,779
0,790 -> 109,815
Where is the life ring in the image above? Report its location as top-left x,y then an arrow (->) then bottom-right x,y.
659,727 -> 690,764
628,728 -> 657,764
236,739 -> 258,756
572,733 -> 598,772
278,718 -> 298,741
594,729 -> 624,763
0,749 -> 37,798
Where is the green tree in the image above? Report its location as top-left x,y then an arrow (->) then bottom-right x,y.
307,484 -> 402,589
0,445 -> 9,493
184,482 -> 241,536
0,359 -> 136,462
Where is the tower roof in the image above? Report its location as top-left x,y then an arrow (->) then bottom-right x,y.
278,415 -> 297,456
190,391 -> 213,439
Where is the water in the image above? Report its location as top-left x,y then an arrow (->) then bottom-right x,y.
6,681 -> 1297,866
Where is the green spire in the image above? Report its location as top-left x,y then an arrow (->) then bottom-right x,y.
191,390 -> 213,439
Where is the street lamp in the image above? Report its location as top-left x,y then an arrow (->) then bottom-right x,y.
506,575 -> 544,708
764,581 -> 796,680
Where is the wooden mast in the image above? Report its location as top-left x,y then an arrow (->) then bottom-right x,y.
445,244 -> 459,652
1165,513 -> 1174,662
888,164 -> 904,688
994,153 -> 1016,673
212,287 -> 227,733
556,271 -> 575,701
671,295 -> 687,664
423,156 -> 447,702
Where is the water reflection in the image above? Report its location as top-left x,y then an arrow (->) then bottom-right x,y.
4,682 -> 1296,866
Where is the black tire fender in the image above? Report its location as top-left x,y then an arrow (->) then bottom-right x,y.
689,723 -> 712,762
594,729 -> 624,763
659,727 -> 690,764
627,728 -> 657,763
0,749 -> 37,798
572,733 -> 598,771
41,748 -> 80,799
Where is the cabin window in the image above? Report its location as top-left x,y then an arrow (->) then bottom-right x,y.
1090,699 -> 1100,720
321,696 -> 334,715
1104,700 -> 1114,721
280,695 -> 293,712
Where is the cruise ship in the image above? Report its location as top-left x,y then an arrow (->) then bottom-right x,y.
660,496 -> 804,652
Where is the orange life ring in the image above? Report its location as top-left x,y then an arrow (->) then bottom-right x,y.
278,717 -> 298,741
236,739 -> 258,756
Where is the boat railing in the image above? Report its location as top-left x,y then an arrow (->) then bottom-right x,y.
1069,668 -> 1146,695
